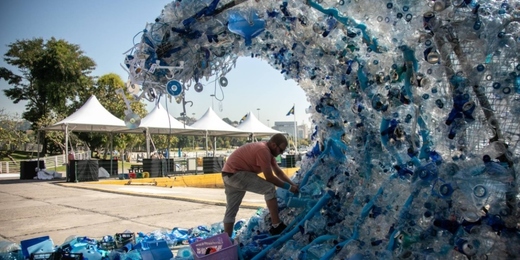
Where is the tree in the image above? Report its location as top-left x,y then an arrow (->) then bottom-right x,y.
1,38 -> 96,154
177,135 -> 190,149
151,135 -> 179,154
0,109 -> 30,160
298,138 -> 310,147
35,115 -> 67,155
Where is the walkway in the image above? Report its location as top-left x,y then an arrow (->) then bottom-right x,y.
0,177 -> 260,246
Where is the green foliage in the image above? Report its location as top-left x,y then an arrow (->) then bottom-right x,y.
0,109 -> 30,158
177,136 -> 190,148
35,115 -> 66,155
151,135 -> 179,151
298,138 -> 311,147
2,38 -> 96,121
1,38 -> 96,154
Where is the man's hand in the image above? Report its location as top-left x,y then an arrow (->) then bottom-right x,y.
289,184 -> 299,194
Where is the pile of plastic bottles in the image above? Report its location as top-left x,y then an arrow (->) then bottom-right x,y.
0,221 -> 246,260
128,0 -> 519,259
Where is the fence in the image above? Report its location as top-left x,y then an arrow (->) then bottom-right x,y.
0,152 -> 89,174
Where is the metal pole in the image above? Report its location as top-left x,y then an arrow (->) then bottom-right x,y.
74,158 -> 78,183
213,136 -> 216,157
110,133 -> 114,175
146,128 -> 150,158
65,125 -> 69,164
293,104 -> 298,153
122,148 -> 125,175
37,129 -> 40,170
205,131 -> 209,156
65,124 -> 70,181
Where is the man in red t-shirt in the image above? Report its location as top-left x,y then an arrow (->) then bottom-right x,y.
221,133 -> 299,237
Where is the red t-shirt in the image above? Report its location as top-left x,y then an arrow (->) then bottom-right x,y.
222,142 -> 277,174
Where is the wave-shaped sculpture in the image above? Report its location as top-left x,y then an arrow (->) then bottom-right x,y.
123,1 -> 519,258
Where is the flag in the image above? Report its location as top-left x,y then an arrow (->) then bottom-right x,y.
286,105 -> 295,116
239,113 -> 248,123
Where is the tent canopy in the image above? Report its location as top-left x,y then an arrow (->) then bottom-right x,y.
42,95 -> 125,164
189,107 -> 249,137
44,95 -> 126,132
45,97 -> 276,138
236,111 -> 282,137
117,102 -> 199,135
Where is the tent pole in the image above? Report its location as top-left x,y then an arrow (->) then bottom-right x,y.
122,147 -> 125,175
213,136 -> 216,157
65,124 -> 69,164
65,124 -> 70,182
205,131 -> 209,156
146,128 -> 150,158
110,133 -> 114,174
37,129 -> 41,170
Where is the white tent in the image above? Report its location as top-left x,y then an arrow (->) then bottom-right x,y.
45,95 -> 126,132
118,102 -> 199,135
189,107 -> 249,155
189,107 -> 249,137
44,95 -> 126,164
117,102 -> 201,157
236,111 -> 282,137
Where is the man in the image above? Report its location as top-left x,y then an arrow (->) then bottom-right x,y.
222,133 -> 299,237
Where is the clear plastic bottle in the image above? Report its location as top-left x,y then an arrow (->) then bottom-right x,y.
0,251 -> 23,260
480,141 -> 508,160
0,241 -> 20,253
0,241 -> 22,260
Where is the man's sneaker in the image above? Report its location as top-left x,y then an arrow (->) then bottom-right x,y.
269,222 -> 287,235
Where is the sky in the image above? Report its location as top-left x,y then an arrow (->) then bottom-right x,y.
0,0 -> 311,127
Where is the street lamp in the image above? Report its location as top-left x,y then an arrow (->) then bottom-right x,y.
267,119 -> 270,127
257,108 -> 260,119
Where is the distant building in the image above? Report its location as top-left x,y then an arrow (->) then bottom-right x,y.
298,123 -> 309,139
272,121 -> 309,139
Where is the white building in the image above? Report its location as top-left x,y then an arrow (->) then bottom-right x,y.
272,121 -> 309,139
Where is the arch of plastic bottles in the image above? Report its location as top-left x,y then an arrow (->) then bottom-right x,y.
122,0 -> 520,259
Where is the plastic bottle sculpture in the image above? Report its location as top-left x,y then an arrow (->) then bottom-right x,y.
123,0 -> 520,259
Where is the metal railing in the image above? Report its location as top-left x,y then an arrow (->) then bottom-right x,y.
0,152 -> 89,174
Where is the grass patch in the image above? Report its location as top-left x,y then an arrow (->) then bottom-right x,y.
1,151 -> 44,161
44,165 -> 67,172
0,151 -> 61,161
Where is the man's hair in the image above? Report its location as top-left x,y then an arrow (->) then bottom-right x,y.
269,133 -> 288,146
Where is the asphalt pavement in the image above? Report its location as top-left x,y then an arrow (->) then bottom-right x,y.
0,174 -> 262,246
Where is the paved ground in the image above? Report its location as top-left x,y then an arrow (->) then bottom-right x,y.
0,174 -> 262,246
